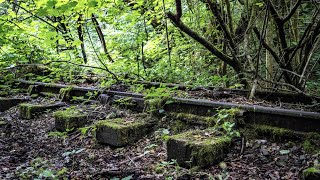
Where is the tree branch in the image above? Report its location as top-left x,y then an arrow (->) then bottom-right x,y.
166,12 -> 241,72
77,14 -> 87,64
91,14 -> 114,63
175,0 -> 182,20
263,0 -> 288,50
253,27 -> 282,65
283,0 -> 303,22
206,0 -> 236,50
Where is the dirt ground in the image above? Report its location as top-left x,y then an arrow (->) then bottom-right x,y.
0,95 -> 318,179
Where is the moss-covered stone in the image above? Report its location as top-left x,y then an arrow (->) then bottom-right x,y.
249,124 -> 300,141
95,117 -> 155,147
302,167 -> 320,180
59,86 -> 73,101
166,129 -> 232,168
19,102 -> 65,119
303,132 -> 320,154
54,109 -> 88,131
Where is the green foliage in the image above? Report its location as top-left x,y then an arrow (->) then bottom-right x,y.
0,0 -> 318,95
114,97 -> 134,107
144,85 -> 176,114
16,158 -> 68,180
47,131 -> 67,138
213,108 -> 241,138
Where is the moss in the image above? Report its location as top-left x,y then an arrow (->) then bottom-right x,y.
54,109 -> 88,131
41,92 -> 57,98
59,86 -> 74,100
192,136 -> 231,167
171,120 -> 187,133
0,85 -> 10,90
95,117 -> 154,146
251,124 -> 298,141
0,91 -> 9,96
95,118 -> 143,130
31,94 -> 39,98
27,85 -> 36,95
54,109 -> 84,118
168,128 -> 231,167
20,103 -> 63,119
303,132 -> 320,154
169,112 -> 216,126
144,95 -> 172,116
303,167 -> 320,178
20,103 -> 42,119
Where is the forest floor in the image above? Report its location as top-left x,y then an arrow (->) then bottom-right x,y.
0,94 -> 318,179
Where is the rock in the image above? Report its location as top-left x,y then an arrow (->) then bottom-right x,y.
261,146 -> 269,156
95,117 -> 155,147
0,97 -> 29,112
300,155 -> 306,160
19,102 -> 66,119
54,109 -> 89,131
279,155 -> 289,161
280,150 -> 290,155
276,160 -> 286,167
302,167 -> 320,180
166,128 -> 232,168
256,139 -> 267,145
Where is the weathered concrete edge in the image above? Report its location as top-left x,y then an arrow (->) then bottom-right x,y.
0,97 -> 30,112
173,98 -> 320,120
15,80 -> 320,120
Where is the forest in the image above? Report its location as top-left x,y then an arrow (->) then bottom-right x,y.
0,0 -> 320,179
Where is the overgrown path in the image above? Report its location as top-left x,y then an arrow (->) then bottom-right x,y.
0,82 -> 319,179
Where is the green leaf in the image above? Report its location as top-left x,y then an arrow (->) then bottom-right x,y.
41,170 -> 54,178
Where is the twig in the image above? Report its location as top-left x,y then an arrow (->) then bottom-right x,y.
94,168 -> 140,177
45,60 -> 109,71
240,136 -> 246,154
119,154 -> 145,165
84,24 -> 119,82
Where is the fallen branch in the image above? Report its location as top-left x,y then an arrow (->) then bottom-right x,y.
94,168 -> 140,177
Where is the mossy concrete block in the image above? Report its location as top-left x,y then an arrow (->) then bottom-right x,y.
251,124 -> 301,141
0,97 -> 29,112
302,167 -> 320,180
167,129 -> 232,168
54,109 -> 88,131
95,118 -> 155,147
19,102 -> 65,119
